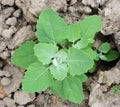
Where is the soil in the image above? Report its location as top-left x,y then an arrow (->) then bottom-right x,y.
0,0 -> 120,107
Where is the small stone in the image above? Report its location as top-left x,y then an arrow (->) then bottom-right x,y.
14,91 -> 35,105
82,6 -> 92,14
10,25 -> 34,48
0,101 -> 5,107
0,60 -> 3,68
13,9 -> 21,17
3,97 -> 15,107
6,17 -> 17,26
0,51 -> 10,59
0,70 -> 11,77
2,7 -> 15,19
1,0 -> 14,6
1,77 -> 11,86
27,105 -> 35,107
2,26 -> 17,39
70,0 -> 77,5
0,71 -> 4,76
0,41 -> 6,52
0,4 -> 1,10
17,106 -> 25,107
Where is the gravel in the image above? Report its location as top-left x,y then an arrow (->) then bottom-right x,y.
6,17 -> 17,26
14,91 -> 35,105
1,77 -> 11,86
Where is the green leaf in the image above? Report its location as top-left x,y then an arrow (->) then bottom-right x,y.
79,15 -> 102,39
11,41 -> 37,69
89,63 -> 96,73
73,40 -> 88,49
99,42 -> 110,53
78,15 -> 102,46
67,23 -> 81,42
22,61 -> 52,92
34,43 -> 58,65
112,85 -> 120,95
50,64 -> 68,80
82,47 -> 98,60
49,50 -> 68,80
99,50 -> 119,62
67,48 -> 94,76
51,76 -> 84,104
35,9 -> 68,44
104,50 -> 119,62
98,53 -> 107,61
53,50 -> 68,63
75,74 -> 88,83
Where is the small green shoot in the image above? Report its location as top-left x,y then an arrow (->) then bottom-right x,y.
98,42 -> 119,62
112,84 -> 120,95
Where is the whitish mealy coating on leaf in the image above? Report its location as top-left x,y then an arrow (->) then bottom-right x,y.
50,63 -> 68,80
50,50 -> 68,80
34,43 -> 58,65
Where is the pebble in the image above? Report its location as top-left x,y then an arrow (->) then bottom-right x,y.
27,104 -> 35,107
0,41 -> 6,52
0,60 -> 3,68
13,9 -> 21,17
0,51 -> 10,60
3,97 -> 16,107
6,17 -> 17,26
17,106 -> 25,107
14,91 -> 35,105
2,26 -> 17,39
0,70 -> 11,77
0,101 -> 5,107
1,77 -> 11,86
1,0 -> 14,6
70,0 -> 77,5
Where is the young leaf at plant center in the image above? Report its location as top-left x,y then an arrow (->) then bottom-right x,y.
49,50 -> 68,80
99,42 -> 110,53
11,41 -> 37,69
34,43 -> 58,65
22,61 -> 52,92
35,9 -> 68,44
49,64 -> 68,80
67,23 -> 81,42
78,15 -> 102,46
51,76 -> 84,104
67,47 -> 94,76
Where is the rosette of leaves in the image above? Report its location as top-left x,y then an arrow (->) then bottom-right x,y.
11,9 -> 102,103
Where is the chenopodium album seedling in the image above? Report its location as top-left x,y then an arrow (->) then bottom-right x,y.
11,9 -> 119,104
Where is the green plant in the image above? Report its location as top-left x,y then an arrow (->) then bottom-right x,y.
98,42 -> 119,62
11,9 -> 119,104
112,84 -> 120,95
